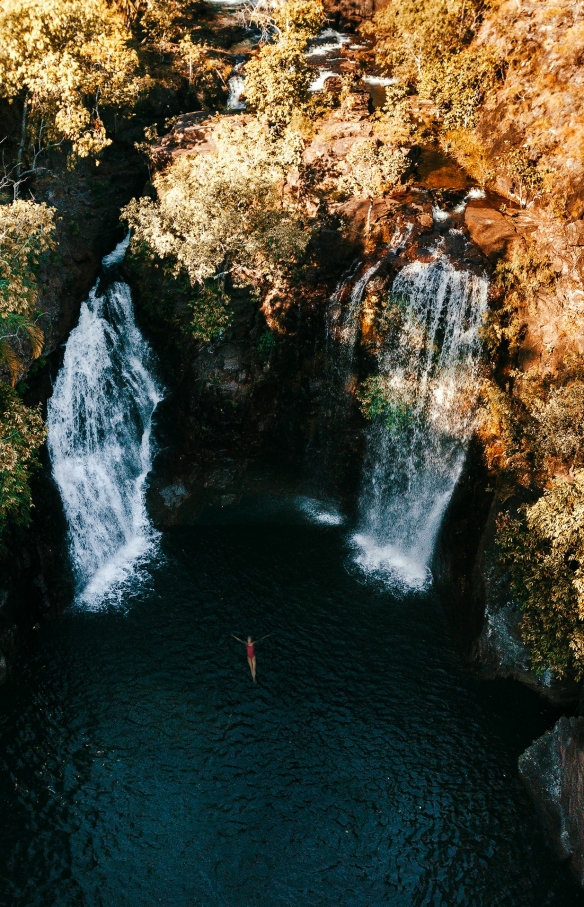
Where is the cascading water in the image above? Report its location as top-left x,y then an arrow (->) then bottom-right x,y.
226,74 -> 245,111
353,256 -> 488,590
47,236 -> 163,605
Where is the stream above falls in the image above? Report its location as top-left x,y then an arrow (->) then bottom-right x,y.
0,517 -> 581,906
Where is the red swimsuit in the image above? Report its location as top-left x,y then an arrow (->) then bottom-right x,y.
246,644 -> 255,659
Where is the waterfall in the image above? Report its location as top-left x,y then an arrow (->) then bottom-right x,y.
353,257 -> 488,590
47,236 -> 163,606
226,74 -> 245,111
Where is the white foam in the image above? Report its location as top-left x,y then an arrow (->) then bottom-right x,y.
433,206 -> 450,222
354,258 -> 488,587
306,42 -> 344,57
226,74 -> 246,110
362,75 -> 396,86
454,187 -> 486,213
297,497 -> 344,526
309,69 -> 337,92
101,233 -> 130,268
319,28 -> 350,43
351,533 -> 432,591
47,242 -> 163,608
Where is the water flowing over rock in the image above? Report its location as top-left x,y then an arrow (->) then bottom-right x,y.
353,257 -> 488,590
226,73 -> 245,111
47,237 -> 163,606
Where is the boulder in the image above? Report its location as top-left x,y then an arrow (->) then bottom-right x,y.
519,716 -> 584,886
464,205 -> 522,260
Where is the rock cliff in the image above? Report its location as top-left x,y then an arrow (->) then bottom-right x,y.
519,717 -> 584,886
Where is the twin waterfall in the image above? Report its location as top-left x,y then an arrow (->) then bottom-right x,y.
47,237 -> 162,605
353,258 -> 488,589
47,235 -> 486,604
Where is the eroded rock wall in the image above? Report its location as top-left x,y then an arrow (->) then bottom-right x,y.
519,716 -> 584,886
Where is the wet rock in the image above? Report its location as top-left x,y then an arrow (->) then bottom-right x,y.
475,592 -> 581,706
159,482 -> 189,510
464,206 -> 521,260
519,716 -> 584,886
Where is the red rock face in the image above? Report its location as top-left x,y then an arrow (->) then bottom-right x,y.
464,206 -> 522,261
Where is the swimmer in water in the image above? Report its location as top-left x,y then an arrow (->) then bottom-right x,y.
231,634 -> 270,682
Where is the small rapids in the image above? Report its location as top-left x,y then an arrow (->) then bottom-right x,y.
353,257 -> 488,590
226,73 -> 245,111
47,236 -> 163,606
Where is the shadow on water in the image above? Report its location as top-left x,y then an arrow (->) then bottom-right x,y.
0,517 -> 582,907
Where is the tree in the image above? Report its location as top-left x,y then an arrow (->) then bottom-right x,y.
498,474 -> 584,680
338,139 -> 407,232
244,37 -> 314,128
0,0 -> 143,180
364,0 -> 484,85
243,0 -> 324,128
0,383 -> 46,539
0,199 -> 56,382
123,119 -> 311,336
499,145 -> 552,209
362,0 -> 499,132
241,0 -> 324,43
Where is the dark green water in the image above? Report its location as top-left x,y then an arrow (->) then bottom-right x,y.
0,519 -> 582,906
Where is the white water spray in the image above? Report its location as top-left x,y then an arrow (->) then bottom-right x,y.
227,74 -> 246,111
353,257 -> 488,590
47,236 -> 163,606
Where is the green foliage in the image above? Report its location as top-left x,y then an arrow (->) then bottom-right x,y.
0,200 -> 56,383
123,118 -> 310,290
338,139 -> 408,199
189,282 -> 231,341
257,329 -> 276,361
374,83 -> 416,145
244,36 -> 313,128
364,0 -> 485,84
364,0 -> 500,132
417,47 -> 500,130
481,242 -> 556,358
358,375 -> 412,431
498,145 -> 553,209
497,474 -> 584,680
440,128 -> 495,186
0,0 -> 144,163
177,38 -> 229,109
243,0 -> 324,128
242,0 -> 325,44
530,381 -> 584,473
0,383 -> 46,538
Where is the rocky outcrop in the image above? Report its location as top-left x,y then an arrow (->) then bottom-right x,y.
474,0 -> 584,219
519,716 -> 584,886
323,0 -> 387,28
464,204 -> 521,260
472,512 -> 581,706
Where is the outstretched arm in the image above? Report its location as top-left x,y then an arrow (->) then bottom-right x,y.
231,635 -> 246,644
251,634 -> 271,645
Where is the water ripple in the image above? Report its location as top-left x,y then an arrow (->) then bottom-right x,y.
0,526 -> 580,907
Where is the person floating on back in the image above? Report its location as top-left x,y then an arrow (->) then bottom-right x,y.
232,634 -> 270,683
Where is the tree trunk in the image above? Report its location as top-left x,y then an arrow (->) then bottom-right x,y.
14,94 -> 28,198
